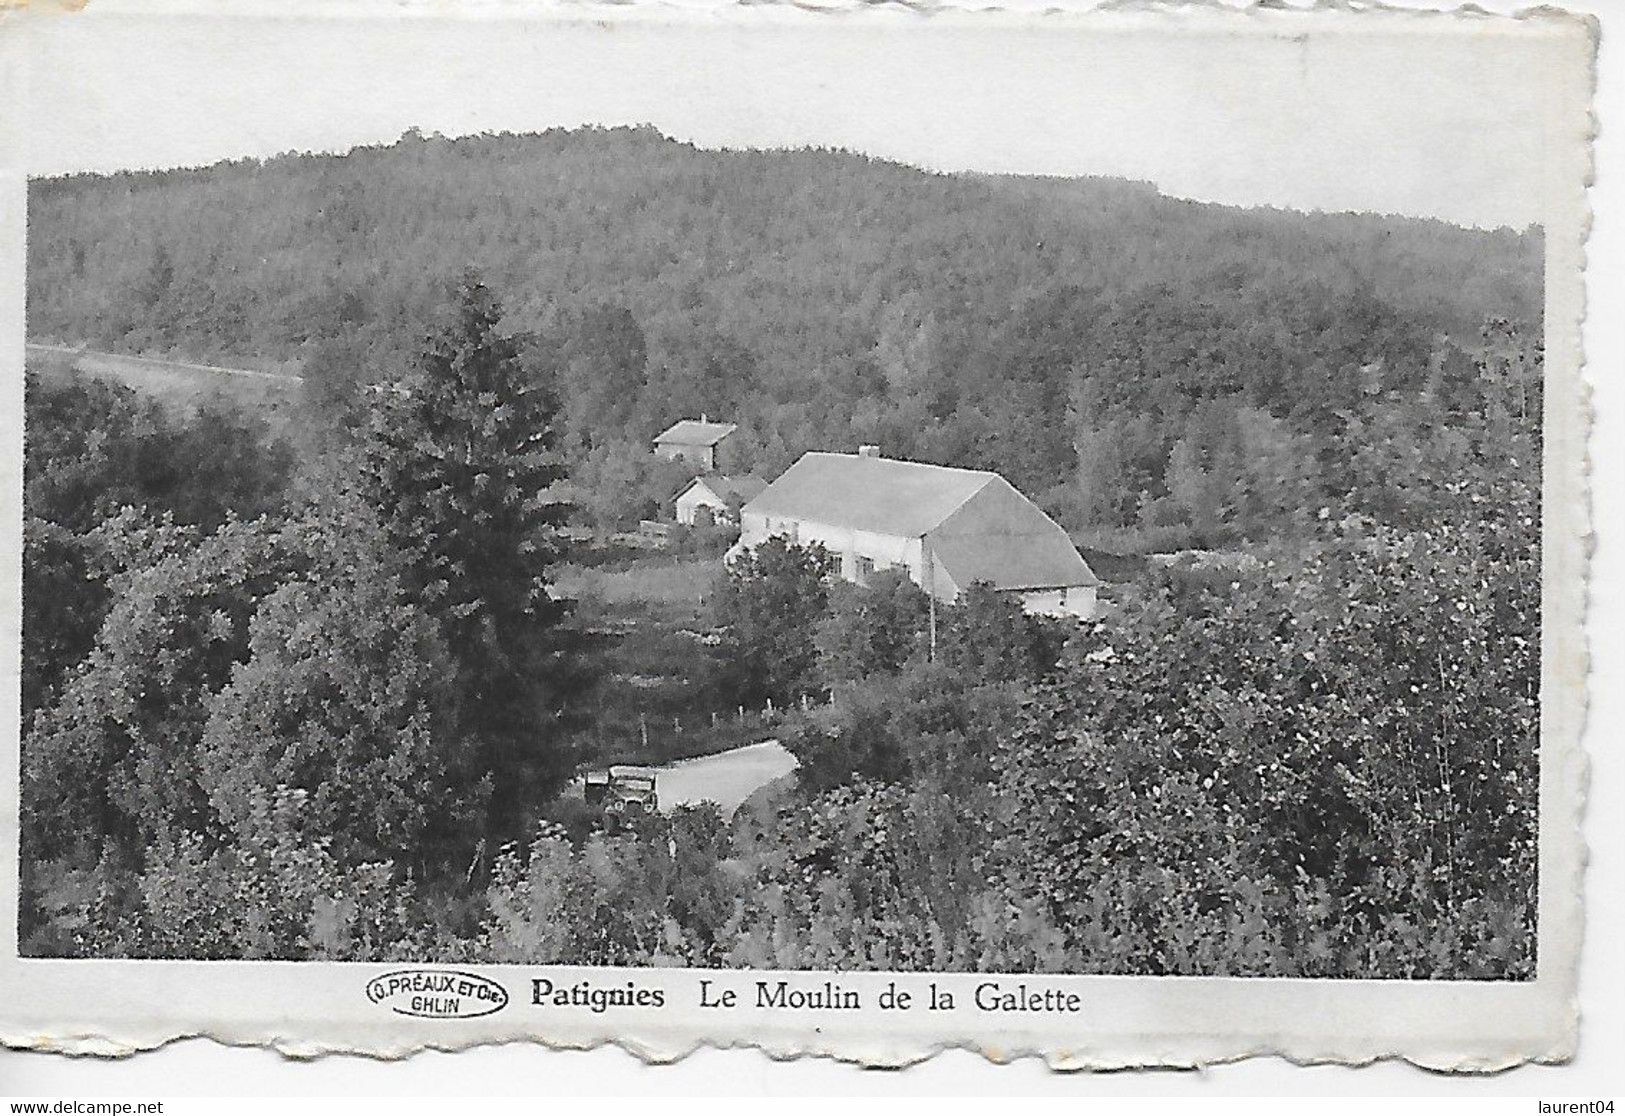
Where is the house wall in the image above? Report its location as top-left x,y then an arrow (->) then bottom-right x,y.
732,509 -> 1093,618
920,548 -> 962,603
676,485 -> 724,526
734,512 -> 946,597
1017,585 -> 1098,620
656,443 -> 715,471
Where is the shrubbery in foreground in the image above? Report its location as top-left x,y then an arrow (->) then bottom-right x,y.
27,501 -> 1537,979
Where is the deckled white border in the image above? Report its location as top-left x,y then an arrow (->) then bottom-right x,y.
0,0 -> 1597,1076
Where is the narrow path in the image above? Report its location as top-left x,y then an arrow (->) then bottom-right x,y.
26,342 -> 303,384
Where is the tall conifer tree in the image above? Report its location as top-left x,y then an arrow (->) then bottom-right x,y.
362,275 -> 579,849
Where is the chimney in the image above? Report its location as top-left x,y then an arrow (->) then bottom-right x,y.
858,444 -> 881,459
700,412 -> 709,424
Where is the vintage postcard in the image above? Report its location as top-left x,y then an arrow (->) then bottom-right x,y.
0,0 -> 1597,1073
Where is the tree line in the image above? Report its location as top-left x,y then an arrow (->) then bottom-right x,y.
27,125 -> 1541,546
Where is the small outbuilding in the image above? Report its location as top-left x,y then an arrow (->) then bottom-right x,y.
674,474 -> 768,527
729,447 -> 1099,619
653,415 -> 738,472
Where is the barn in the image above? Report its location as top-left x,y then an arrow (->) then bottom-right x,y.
729,448 -> 1099,618
674,474 -> 768,526
653,416 -> 737,472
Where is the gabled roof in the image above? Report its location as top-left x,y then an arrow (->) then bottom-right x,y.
930,531 -> 1099,591
678,474 -> 768,504
743,452 -> 1099,592
654,418 -> 737,447
744,452 -> 995,538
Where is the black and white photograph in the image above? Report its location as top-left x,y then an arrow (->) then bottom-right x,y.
0,0 -> 1602,1080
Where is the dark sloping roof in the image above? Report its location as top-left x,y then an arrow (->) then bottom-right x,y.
743,452 -> 994,538
655,419 -> 737,447
680,474 -> 768,504
930,531 -> 1099,591
707,475 -> 768,503
932,478 -> 1098,590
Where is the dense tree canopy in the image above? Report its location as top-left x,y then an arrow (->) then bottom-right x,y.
24,515 -> 295,864
24,369 -> 291,534
195,502 -> 476,873
20,370 -> 295,715
27,126 -> 1541,544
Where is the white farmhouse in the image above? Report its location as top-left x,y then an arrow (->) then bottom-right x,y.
674,474 -> 768,527
729,448 -> 1099,619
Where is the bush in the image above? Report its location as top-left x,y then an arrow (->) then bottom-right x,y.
996,516 -> 1537,979
32,787 -> 439,961
723,780 -> 1046,972
479,806 -> 741,967
785,662 -> 1017,796
814,572 -> 931,689
711,536 -> 834,706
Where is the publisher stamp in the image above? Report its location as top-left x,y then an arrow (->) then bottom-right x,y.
366,971 -> 511,1020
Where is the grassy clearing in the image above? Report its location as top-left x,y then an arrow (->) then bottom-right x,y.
555,552 -> 760,767
555,556 -> 718,615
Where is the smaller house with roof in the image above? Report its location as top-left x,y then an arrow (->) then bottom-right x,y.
653,415 -> 738,472
729,447 -> 1099,619
674,474 -> 768,527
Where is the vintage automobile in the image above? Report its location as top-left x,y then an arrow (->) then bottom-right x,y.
582,765 -> 660,826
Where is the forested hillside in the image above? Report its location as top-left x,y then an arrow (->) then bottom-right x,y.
27,125 -> 1541,545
